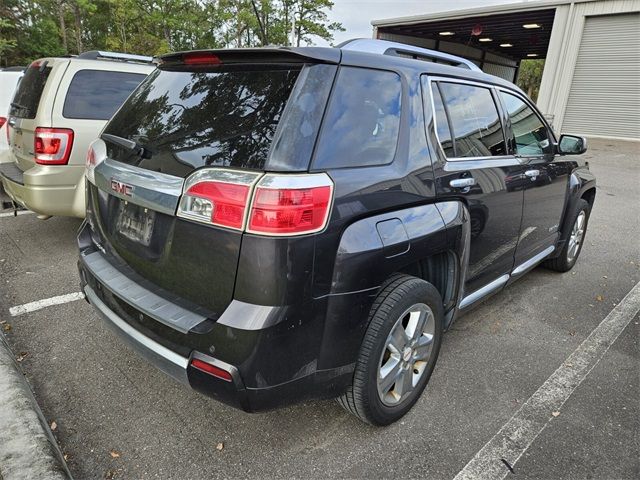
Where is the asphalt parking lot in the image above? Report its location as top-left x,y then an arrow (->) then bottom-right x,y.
0,138 -> 638,480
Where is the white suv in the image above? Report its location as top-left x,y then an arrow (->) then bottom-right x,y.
1,52 -> 154,218
0,67 -> 24,162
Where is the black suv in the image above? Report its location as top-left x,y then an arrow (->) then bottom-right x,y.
78,39 -> 595,425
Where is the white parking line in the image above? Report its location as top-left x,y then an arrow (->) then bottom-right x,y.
0,210 -> 34,218
9,292 -> 85,317
454,280 -> 640,480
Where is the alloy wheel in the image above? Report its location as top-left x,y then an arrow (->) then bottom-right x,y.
567,210 -> 586,263
377,303 -> 435,406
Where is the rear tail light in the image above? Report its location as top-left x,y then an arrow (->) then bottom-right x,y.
85,138 -> 107,184
0,117 -> 7,145
248,177 -> 333,235
178,170 -> 333,236
190,358 -> 233,382
177,169 -> 262,230
34,127 -> 74,165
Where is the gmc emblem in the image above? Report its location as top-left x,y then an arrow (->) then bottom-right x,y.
111,179 -> 134,197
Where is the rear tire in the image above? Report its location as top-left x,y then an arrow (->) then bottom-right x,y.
544,198 -> 590,272
338,274 -> 444,426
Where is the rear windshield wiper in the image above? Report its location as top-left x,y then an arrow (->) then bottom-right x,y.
101,133 -> 151,159
10,101 -> 27,110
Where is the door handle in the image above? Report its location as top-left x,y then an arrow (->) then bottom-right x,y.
524,169 -> 540,179
449,178 -> 476,189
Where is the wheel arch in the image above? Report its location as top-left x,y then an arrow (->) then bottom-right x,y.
317,200 -> 470,370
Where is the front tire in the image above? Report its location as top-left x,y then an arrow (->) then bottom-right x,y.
338,275 -> 444,426
544,198 -> 590,272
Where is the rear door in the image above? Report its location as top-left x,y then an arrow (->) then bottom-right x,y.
89,58 -> 334,314
497,89 -> 570,266
427,77 -> 524,296
7,60 -> 59,171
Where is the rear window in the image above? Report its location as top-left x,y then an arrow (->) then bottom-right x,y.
103,67 -> 300,176
63,70 -> 147,120
9,63 -> 52,119
313,67 -> 402,169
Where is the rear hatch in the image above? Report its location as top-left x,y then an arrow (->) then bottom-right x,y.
89,48 -> 338,315
7,60 -> 56,171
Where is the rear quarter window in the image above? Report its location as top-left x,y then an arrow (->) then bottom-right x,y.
313,67 -> 402,169
63,70 -> 147,120
9,63 -> 52,119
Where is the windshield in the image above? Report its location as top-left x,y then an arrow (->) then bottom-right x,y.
102,67 -> 300,177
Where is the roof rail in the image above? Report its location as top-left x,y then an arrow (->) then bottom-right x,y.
77,50 -> 154,64
339,39 -> 482,72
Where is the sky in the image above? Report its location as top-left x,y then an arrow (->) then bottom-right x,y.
316,0 -> 527,46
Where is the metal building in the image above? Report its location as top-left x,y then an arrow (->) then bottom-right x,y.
373,0 -> 640,140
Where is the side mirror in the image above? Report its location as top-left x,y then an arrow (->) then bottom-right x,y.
557,134 -> 587,155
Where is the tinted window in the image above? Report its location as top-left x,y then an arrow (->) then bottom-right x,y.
10,63 -> 52,119
63,70 -> 147,120
103,67 -> 300,176
438,82 -> 506,158
429,83 -> 454,158
499,91 -> 551,155
313,67 -> 401,169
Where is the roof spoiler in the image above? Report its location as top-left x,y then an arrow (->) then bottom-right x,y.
77,51 -> 154,64
339,39 -> 482,71
158,47 -> 341,67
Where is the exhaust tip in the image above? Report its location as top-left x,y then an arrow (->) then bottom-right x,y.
36,215 -> 52,220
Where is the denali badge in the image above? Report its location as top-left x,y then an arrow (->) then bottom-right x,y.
111,179 -> 134,197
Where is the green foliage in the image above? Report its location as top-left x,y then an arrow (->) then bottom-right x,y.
517,59 -> 545,102
0,0 -> 343,66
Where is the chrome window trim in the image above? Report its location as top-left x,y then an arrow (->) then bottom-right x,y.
425,75 -> 513,163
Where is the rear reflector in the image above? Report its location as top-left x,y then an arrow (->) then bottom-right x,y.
34,127 -> 74,165
190,358 -> 233,382
248,185 -> 332,235
183,52 -> 221,65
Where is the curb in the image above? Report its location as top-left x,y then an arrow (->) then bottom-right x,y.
0,331 -> 72,480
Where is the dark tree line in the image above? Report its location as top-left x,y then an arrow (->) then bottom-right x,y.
0,1 -> 344,67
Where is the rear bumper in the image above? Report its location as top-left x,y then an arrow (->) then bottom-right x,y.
77,233 -> 354,412
0,163 -> 85,217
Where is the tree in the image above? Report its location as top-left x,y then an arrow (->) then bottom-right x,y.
517,59 -> 545,102
0,0 -> 343,66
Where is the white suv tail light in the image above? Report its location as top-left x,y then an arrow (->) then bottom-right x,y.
177,169 -> 333,236
34,127 -> 74,165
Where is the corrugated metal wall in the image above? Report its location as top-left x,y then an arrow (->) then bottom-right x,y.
562,13 -> 640,138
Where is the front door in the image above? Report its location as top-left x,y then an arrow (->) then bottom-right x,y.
497,90 -> 571,266
427,78 -> 524,296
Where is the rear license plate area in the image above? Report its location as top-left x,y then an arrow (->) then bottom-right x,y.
116,201 -> 155,246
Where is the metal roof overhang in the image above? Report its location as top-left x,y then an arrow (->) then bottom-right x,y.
374,7 -> 558,61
